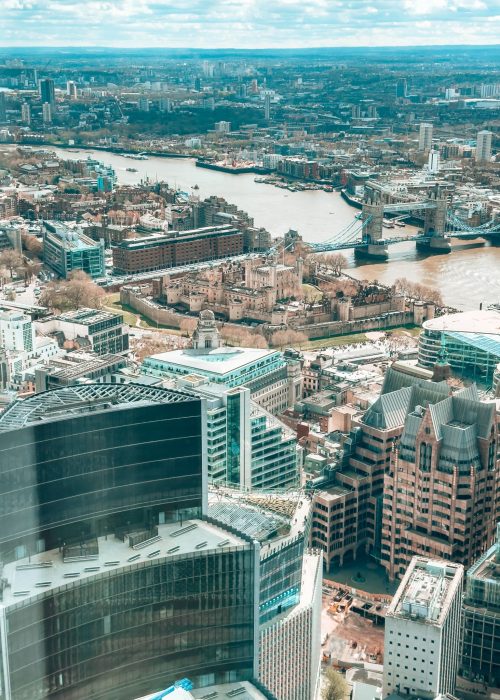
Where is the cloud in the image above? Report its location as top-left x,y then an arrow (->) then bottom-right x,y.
0,0 -> 499,46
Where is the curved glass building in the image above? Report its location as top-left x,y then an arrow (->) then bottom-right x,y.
0,385 -> 258,700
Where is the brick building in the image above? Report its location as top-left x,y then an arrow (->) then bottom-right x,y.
112,225 -> 243,274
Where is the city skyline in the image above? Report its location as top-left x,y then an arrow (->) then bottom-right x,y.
2,0 -> 500,48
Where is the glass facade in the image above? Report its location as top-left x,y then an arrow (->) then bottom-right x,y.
0,385 -> 258,700
0,398 -> 204,560
3,548 -> 256,700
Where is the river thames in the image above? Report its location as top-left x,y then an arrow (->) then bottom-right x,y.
51,148 -> 500,310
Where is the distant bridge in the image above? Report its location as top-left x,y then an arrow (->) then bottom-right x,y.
304,184 -> 500,259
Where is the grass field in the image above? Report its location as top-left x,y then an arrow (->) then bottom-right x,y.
104,294 -> 182,333
303,332 -> 369,350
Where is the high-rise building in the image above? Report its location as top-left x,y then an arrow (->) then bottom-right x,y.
460,523 -> 500,689
42,101 -> 52,124
39,78 -> 55,107
476,129 -> 493,163
419,122 -> 433,151
0,92 -> 6,123
170,375 -> 299,491
383,557 -> 464,698
396,78 -> 408,98
264,94 -> 271,120
21,101 -> 31,125
382,384 -> 499,580
0,309 -> 35,353
66,80 -> 77,99
215,120 -> 231,133
0,384 -> 260,700
138,97 -> 150,112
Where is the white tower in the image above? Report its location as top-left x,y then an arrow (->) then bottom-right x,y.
476,130 -> 492,163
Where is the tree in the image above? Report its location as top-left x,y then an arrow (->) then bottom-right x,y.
322,668 -> 349,700
40,271 -> 105,312
21,233 -> 43,258
328,253 -> 348,277
22,259 -> 42,284
0,249 -> 24,279
393,277 -> 443,306
180,317 -> 198,336
270,329 -> 308,349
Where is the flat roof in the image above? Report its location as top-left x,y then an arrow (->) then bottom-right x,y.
136,681 -> 268,700
148,347 -> 278,377
1,520 -> 244,607
423,309 -> 500,336
55,308 -> 122,324
387,557 -> 463,627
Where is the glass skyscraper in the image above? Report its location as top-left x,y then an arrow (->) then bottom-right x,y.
0,384 -> 258,700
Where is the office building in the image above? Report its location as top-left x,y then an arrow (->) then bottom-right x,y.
419,122 -> 433,151
215,120 -> 231,133
42,101 -> 52,124
112,225 -> 243,274
382,383 -> 499,580
383,557 -> 464,698
34,352 -> 128,392
396,78 -> 407,98
37,308 -> 129,355
264,94 -> 271,120
418,309 -> 500,387
142,310 -> 300,415
0,92 -> 6,123
66,80 -> 77,99
43,221 -> 105,279
0,384 -> 259,700
171,374 -> 299,491
21,102 -> 31,125
136,681 -> 272,700
39,78 -> 56,106
476,129 -> 493,163
208,491 -> 321,700
0,309 -> 35,353
138,97 -> 150,112
461,523 -> 500,689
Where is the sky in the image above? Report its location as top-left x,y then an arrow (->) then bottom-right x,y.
1,0 -> 500,48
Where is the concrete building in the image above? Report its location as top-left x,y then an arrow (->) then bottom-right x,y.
419,123 -> 433,151
66,80 -> 77,99
142,311 -> 301,415
42,221 -> 105,279
0,308 -> 35,353
418,309 -> 500,387
382,384 -> 499,580
476,130 -> 493,163
460,523 -> 500,689
34,352 -> 128,392
21,102 -> 31,125
383,557 -> 464,698
215,120 -> 231,133
36,308 -> 129,355
42,101 -> 52,124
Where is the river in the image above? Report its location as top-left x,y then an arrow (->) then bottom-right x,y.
50,147 -> 500,310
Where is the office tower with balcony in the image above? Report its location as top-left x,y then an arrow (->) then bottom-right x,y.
418,122 -> 433,151
476,129 -> 493,163
382,384 -> 499,580
0,384 -> 259,700
383,556 -> 464,698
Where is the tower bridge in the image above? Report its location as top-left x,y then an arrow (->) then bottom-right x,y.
306,183 -> 500,259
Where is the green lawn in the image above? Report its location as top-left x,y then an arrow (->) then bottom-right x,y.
303,332 -> 369,349
104,295 -> 182,333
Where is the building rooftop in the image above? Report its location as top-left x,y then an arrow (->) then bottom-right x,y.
55,308 -> 123,325
0,383 -> 195,433
148,346 -> 279,377
136,681 -> 269,700
0,520 -> 244,607
423,309 -> 500,336
44,221 -> 99,251
387,557 -> 463,627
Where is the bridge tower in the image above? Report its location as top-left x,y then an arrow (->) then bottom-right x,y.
357,190 -> 388,260
416,185 -> 451,254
